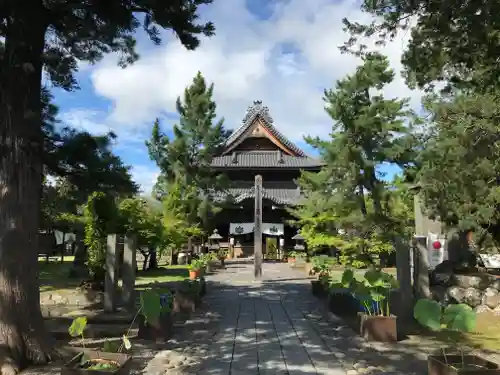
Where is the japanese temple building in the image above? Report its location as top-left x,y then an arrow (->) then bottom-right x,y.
211,100 -> 324,258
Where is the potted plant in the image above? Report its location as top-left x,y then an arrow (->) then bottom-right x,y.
63,289 -> 165,375
137,289 -> 174,340
188,259 -> 204,280
217,248 -> 228,267
287,251 -> 298,264
204,252 -> 217,273
65,317 -> 131,375
310,256 -> 335,297
332,268 -> 399,342
355,269 -> 399,343
413,299 -> 498,375
327,269 -> 360,317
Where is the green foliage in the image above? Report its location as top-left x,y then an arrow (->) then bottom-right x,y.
291,53 -> 416,267
416,92 -> 500,244
310,255 -> 337,276
161,181 -> 204,252
68,317 -> 87,338
118,197 -> 164,250
287,251 -> 306,259
139,289 -> 169,326
414,299 -> 477,333
333,268 -> 398,316
343,0 -> 500,94
189,259 -> 205,271
83,192 -> 118,278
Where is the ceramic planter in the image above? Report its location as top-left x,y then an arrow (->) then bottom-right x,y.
428,355 -> 500,375
287,257 -> 296,264
311,280 -> 326,298
358,313 -> 397,342
62,351 -> 131,375
328,291 -> 359,317
137,312 -> 174,341
188,270 -> 200,280
206,262 -> 213,273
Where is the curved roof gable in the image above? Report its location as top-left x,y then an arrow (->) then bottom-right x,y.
222,100 -> 307,157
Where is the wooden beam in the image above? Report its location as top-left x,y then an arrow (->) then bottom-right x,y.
254,175 -> 263,278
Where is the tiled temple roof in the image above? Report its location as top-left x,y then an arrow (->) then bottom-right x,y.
212,100 -> 324,169
214,181 -> 303,205
211,150 -> 323,169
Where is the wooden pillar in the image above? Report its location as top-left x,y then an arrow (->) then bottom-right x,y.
254,175 -> 263,279
122,235 -> 137,311
414,193 -> 425,236
104,234 -> 119,312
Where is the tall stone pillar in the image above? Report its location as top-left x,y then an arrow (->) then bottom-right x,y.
104,234 -> 119,312
122,235 -> 137,311
254,175 -> 263,279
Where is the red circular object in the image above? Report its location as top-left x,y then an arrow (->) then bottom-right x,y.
432,240 -> 442,250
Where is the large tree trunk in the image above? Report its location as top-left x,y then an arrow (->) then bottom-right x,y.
0,6 -> 54,375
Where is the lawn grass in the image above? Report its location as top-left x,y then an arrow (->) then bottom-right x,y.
38,256 -> 189,293
410,311 -> 500,351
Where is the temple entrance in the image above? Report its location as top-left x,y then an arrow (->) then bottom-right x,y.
265,237 -> 278,260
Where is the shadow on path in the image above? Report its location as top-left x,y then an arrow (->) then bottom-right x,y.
155,260 -> 432,375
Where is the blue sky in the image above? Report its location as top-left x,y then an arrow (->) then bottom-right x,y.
51,0 -> 414,193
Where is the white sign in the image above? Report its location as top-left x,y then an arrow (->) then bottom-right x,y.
229,222 -> 284,236
427,232 -> 446,269
262,223 -> 284,236
230,222 -> 254,235
279,238 -> 285,248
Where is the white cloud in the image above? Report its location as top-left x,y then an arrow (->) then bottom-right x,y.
88,0 -> 423,142
130,165 -> 159,195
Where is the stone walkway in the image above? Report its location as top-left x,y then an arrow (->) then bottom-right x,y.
152,260 -> 433,375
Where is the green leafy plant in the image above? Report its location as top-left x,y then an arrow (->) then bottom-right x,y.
217,248 -> 228,259
198,253 -> 212,266
331,268 -> 398,316
287,251 -> 305,259
311,255 -> 336,277
189,258 -> 204,271
67,289 -> 170,369
414,299 -> 477,367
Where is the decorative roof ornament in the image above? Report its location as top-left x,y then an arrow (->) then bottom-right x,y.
242,100 -> 274,125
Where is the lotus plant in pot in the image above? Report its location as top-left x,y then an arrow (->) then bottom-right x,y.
327,269 -> 360,317
414,299 -> 499,375
358,269 -> 399,342
340,268 -> 399,342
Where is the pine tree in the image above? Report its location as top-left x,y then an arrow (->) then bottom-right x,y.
292,53 -> 416,266
146,72 -> 230,231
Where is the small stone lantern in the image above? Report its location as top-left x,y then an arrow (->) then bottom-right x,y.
292,231 -> 305,251
208,229 -> 222,251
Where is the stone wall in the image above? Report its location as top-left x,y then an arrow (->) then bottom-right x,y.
431,273 -> 500,314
